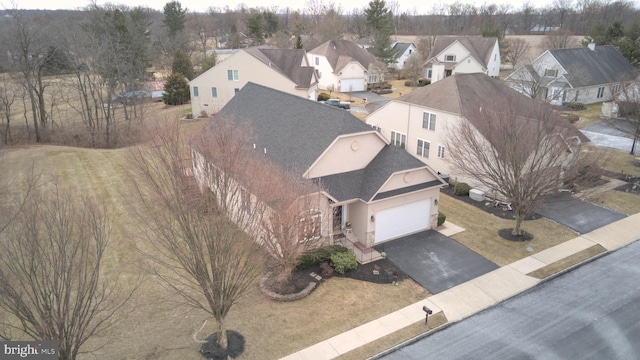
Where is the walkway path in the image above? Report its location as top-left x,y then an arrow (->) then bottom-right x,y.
280,213 -> 640,360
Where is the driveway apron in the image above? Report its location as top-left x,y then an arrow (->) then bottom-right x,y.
535,193 -> 627,234
374,230 -> 498,294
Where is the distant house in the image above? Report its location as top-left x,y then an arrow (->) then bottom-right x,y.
205,49 -> 239,64
530,25 -> 560,34
424,36 -> 501,83
192,83 -> 445,261
307,39 -> 384,92
366,73 -> 587,182
505,43 -> 637,105
189,48 -> 318,115
390,42 -> 417,70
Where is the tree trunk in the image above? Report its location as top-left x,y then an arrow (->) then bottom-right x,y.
512,215 -> 524,236
217,320 -> 228,350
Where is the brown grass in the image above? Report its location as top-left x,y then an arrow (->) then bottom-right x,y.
590,191 -> 640,215
439,193 -> 578,266
571,103 -> 603,129
336,312 -> 447,360
528,245 -> 607,279
385,79 -> 420,99
598,148 -> 640,177
0,143 -> 429,360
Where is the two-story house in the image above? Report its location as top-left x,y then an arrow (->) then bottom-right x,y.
390,42 -> 418,70
365,74 -> 587,181
424,36 -> 501,83
189,48 -> 318,115
191,83 -> 446,261
505,43 -> 637,105
307,39 -> 384,92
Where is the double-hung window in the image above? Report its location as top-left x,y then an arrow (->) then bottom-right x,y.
390,131 -> 406,148
596,87 -> 605,98
211,87 -> 218,97
227,69 -> 239,81
417,139 -> 430,158
193,86 -> 199,97
437,145 -> 445,159
422,112 -> 436,131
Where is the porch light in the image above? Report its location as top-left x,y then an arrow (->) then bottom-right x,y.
434,199 -> 439,205
370,215 -> 375,222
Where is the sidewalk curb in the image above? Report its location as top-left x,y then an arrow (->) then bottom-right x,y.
367,242 -> 635,359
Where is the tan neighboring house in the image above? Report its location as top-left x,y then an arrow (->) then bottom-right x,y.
307,39 -> 384,92
365,73 -> 587,183
425,36 -> 501,83
189,48 -> 319,115
191,83 -> 446,262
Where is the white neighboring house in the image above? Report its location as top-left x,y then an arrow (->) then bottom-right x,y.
390,42 -> 417,70
307,39 -> 384,92
189,48 -> 318,115
424,36 -> 501,83
365,73 -> 587,182
505,43 -> 637,105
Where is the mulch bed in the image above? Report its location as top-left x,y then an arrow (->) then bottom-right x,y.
199,330 -> 245,360
498,228 -> 534,242
441,186 -> 541,220
337,258 -> 408,284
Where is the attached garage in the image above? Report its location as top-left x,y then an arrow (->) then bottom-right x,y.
340,78 -> 365,92
374,199 -> 431,243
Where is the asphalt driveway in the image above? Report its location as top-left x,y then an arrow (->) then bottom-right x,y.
581,119 -> 636,154
374,230 -> 498,294
535,193 -> 627,234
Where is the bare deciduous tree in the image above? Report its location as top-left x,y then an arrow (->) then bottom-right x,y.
504,38 -> 530,68
542,28 -> 579,50
403,53 -> 425,86
446,95 -> 582,236
128,122 -> 266,352
0,184 -> 134,360
0,80 -> 17,145
613,80 -> 640,155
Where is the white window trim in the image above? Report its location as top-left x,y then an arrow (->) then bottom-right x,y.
417,138 -> 430,158
437,145 -> 445,159
193,86 -> 199,97
299,210 -> 322,243
390,130 -> 407,148
227,69 -> 239,81
444,54 -> 456,62
211,87 -> 217,98
422,112 -> 436,131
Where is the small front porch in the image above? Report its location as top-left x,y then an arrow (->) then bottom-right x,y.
333,231 -> 383,264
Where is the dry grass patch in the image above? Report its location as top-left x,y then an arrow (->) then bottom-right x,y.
598,148 -> 640,177
572,103 -> 603,129
385,79 -> 420,99
1,144 -> 430,360
439,194 -> 577,266
528,245 -> 607,279
591,191 -> 640,215
336,312 -> 447,360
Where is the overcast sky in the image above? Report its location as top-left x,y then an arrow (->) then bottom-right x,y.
5,0 -> 560,14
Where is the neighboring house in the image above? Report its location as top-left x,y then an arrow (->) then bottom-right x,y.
505,43 -> 637,105
530,25 -> 560,34
205,49 -> 239,64
191,83 -> 446,262
189,48 -> 319,115
365,73 -> 587,182
390,41 -> 417,70
424,36 -> 501,83
307,39 -> 384,92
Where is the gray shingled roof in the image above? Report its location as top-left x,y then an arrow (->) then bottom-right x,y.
318,146 -> 436,202
395,73 -> 589,143
310,40 -> 378,73
206,82 -> 374,176
549,45 -> 636,88
427,36 -> 497,68
244,48 -> 316,89
392,42 -> 414,57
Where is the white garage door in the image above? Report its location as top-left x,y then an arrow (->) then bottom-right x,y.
374,199 -> 431,243
340,78 -> 365,92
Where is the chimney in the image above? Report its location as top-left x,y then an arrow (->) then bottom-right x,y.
588,41 -> 596,51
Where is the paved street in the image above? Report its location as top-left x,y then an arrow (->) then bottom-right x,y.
378,240 -> 640,360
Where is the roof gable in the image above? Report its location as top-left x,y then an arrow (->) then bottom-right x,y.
548,45 -> 637,87
392,42 -> 415,56
428,36 -> 497,67
245,48 -> 316,88
208,83 -> 374,176
310,40 -> 378,73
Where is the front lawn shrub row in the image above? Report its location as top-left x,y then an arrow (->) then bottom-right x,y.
296,245 -> 348,270
454,182 -> 471,196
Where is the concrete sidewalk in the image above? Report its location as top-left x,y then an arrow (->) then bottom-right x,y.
280,213 -> 640,360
